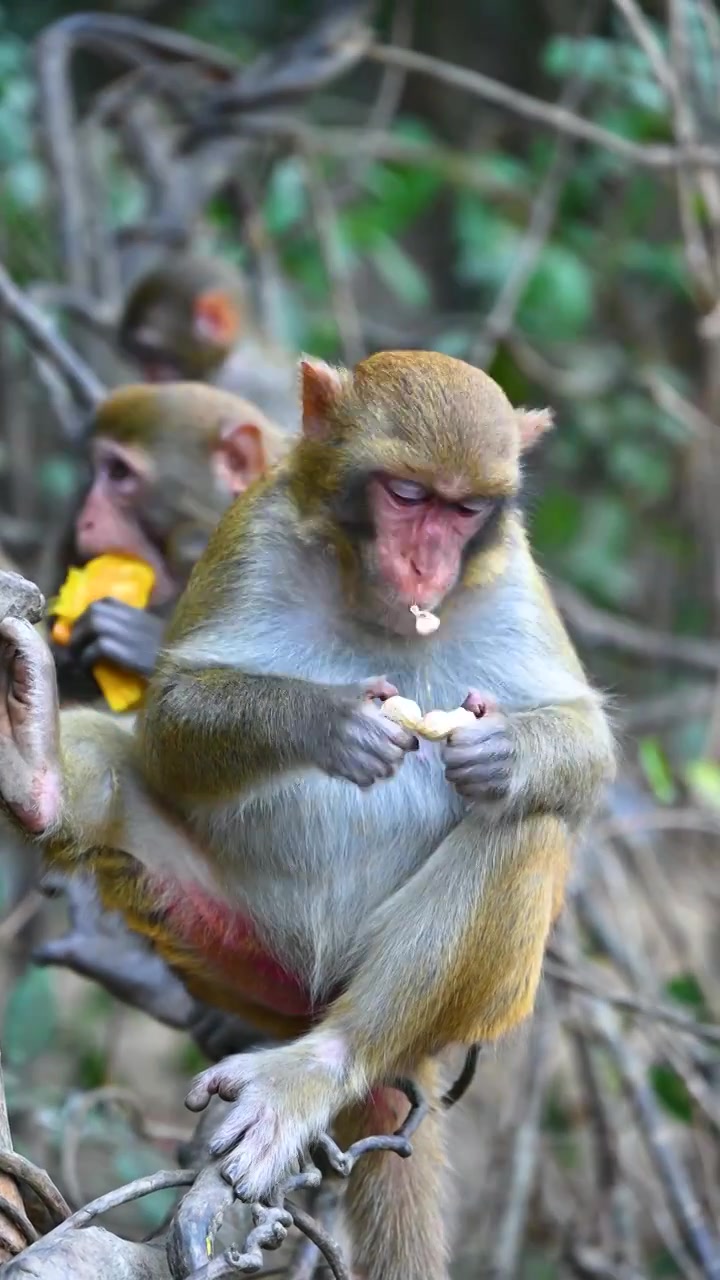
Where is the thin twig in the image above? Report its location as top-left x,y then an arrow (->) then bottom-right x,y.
554,581 -> 720,671
545,959 -> 720,1045
368,42 -> 720,170
289,1203 -> 349,1280
299,150 -> 365,366
0,262 -> 104,411
640,369 -> 715,437
492,1007 -> 555,1277
0,889 -> 43,943
472,0 -> 599,366
588,1000 -> 720,1277
57,1168 -> 195,1232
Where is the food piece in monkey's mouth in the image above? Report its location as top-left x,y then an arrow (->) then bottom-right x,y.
382,695 -> 477,741
410,605 -> 441,635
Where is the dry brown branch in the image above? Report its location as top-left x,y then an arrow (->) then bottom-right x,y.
507,333 -> 623,398
587,1000 -> 720,1276
59,1086 -> 181,1210
368,43 -> 720,169
0,262 -> 105,414
34,14 -> 238,288
545,959 -> 720,1045
298,151 -> 365,366
472,0 -> 599,366
0,891 -> 43,944
640,370 -> 715,437
554,581 -> 720,671
55,1169 -> 195,1234
491,1007 -> 555,1277
0,1051 -> 30,1260
471,130 -> 577,366
0,1153 -> 70,1229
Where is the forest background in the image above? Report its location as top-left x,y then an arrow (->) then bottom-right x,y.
2,1 -> 720,1277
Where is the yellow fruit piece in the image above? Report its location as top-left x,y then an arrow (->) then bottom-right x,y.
50,554 -> 155,713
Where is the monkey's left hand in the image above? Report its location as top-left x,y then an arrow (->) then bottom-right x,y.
442,699 -> 515,802
69,599 -> 165,679
186,1042 -> 342,1200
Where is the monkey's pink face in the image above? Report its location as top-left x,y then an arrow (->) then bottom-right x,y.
367,475 -> 497,610
75,439 -> 176,604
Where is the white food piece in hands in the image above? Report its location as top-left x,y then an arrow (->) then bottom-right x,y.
381,695 -> 423,732
418,707 -> 477,741
381,697 -> 477,741
410,605 -> 441,635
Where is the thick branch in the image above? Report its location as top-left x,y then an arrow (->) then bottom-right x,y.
0,263 -> 104,411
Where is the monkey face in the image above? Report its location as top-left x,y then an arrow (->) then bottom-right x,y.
363,473 -> 503,615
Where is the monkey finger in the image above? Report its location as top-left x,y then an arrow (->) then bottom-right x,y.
462,688 -> 499,717
374,720 -> 418,753
77,638 -> 135,671
208,1103 -> 265,1157
456,780 -> 511,801
443,740 -> 513,769
360,676 -> 399,702
186,1065 -> 238,1111
446,717 -> 509,749
445,762 -> 512,787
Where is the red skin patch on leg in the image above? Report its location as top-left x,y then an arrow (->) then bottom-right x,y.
159,880 -> 317,1018
366,1086 -> 411,1134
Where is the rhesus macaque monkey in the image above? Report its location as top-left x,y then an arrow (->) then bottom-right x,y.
117,255 -> 298,432
56,381 -> 290,695
0,352 -> 615,1280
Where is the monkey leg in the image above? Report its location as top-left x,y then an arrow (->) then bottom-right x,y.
326,813 -> 572,1074
334,1059 -> 449,1280
189,817 -> 571,1204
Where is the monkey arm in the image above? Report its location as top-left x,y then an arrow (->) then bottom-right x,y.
507,695 -> 615,819
191,810 -> 570,1201
140,663 -> 409,799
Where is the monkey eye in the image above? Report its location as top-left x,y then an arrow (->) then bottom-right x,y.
102,455 -> 140,494
385,477 -> 429,505
453,496 -> 491,516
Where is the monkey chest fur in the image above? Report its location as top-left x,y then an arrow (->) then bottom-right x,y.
177,651 -> 474,1003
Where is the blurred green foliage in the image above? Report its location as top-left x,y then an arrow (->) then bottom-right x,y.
0,0 -> 705,631
0,1 -> 718,1263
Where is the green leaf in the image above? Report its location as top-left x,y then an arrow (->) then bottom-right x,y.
520,244 -> 594,341
663,972 -> 708,1016
638,738 -> 677,804
531,490 -> 583,552
608,442 -> 672,502
263,158 -> 307,236
3,967 -> 56,1068
371,238 -> 430,308
684,759 -> 720,809
649,1063 -> 693,1124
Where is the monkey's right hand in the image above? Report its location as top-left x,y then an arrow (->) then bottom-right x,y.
315,677 -> 418,789
68,599 -> 165,679
0,618 -> 61,834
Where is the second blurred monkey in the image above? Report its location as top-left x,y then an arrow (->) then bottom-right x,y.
118,256 -> 299,431
55,382 -> 290,695
43,381 -> 290,1052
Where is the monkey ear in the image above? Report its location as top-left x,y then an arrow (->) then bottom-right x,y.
300,358 -> 345,442
212,422 -> 265,496
517,407 -> 554,452
193,291 -> 242,347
